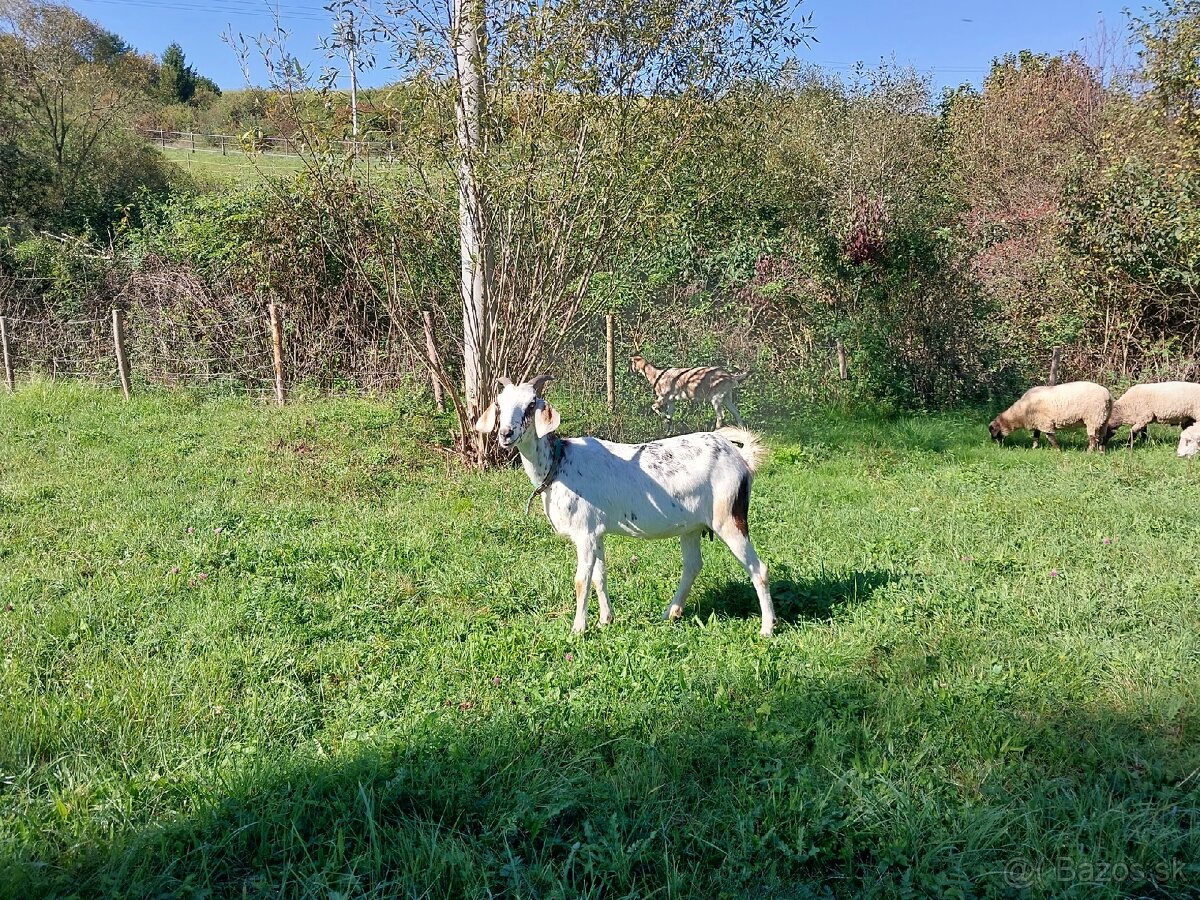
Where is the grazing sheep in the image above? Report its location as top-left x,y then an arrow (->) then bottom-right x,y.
1179,423 -> 1200,459
1105,382 -> 1200,448
475,374 -> 776,636
630,354 -> 749,433
989,381 -> 1112,451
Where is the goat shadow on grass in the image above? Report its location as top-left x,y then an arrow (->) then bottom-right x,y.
691,563 -> 900,626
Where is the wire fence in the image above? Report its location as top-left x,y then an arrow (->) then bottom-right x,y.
0,252 -> 453,401
140,129 -> 398,161
0,306 -> 279,399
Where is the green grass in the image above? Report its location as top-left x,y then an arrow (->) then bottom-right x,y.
2,382 -> 1200,897
160,147 -> 306,183
158,147 -> 396,185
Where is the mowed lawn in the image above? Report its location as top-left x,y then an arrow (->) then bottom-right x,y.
2,382 -> 1199,898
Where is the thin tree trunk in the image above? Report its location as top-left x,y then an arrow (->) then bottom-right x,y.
453,0 -> 491,462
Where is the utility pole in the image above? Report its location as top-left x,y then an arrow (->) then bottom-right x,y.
346,11 -> 359,138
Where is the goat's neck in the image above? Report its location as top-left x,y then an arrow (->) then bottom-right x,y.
640,362 -> 661,384
515,432 -> 558,488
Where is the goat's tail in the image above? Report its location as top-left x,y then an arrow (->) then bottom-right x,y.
717,427 -> 767,474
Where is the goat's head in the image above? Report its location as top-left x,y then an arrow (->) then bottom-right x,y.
1179,425 -> 1200,459
473,373 -> 560,449
630,354 -> 647,375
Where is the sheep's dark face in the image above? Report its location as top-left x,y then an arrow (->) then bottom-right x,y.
988,419 -> 1007,443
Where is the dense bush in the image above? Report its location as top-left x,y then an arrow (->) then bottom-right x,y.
4,2 -> 1200,412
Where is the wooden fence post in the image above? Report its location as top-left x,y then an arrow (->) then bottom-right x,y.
422,310 -> 445,413
1048,346 -> 1062,386
268,300 -> 286,405
0,316 -> 13,392
112,308 -> 131,400
605,313 -> 615,412
836,338 -> 849,380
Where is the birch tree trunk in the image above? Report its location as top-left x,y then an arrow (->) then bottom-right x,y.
452,0 -> 491,460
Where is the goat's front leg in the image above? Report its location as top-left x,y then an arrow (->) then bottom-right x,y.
572,538 -> 599,633
591,540 -> 613,626
663,531 -> 703,622
711,395 -> 725,428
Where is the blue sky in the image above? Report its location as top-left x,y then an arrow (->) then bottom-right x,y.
66,0 -> 1137,93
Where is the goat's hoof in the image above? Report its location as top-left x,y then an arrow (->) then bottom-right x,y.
599,614 -> 614,626
759,621 -> 776,637
572,621 -> 587,634
663,606 -> 683,622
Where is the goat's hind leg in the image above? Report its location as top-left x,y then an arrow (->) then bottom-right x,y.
715,523 -> 775,636
725,394 -> 745,427
663,531 -> 703,622
572,539 -> 599,633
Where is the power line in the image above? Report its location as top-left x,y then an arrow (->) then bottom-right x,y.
87,0 -> 337,13
71,0 -> 333,25
812,59 -> 991,75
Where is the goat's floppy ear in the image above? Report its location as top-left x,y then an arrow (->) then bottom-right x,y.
474,401 -> 499,434
534,400 -> 561,437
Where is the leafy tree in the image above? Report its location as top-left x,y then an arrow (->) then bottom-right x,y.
0,0 -> 172,231
93,28 -> 130,64
160,41 -> 197,103
242,0 -> 814,462
1045,5 -> 1200,381
945,52 -> 1106,374
1133,0 -> 1200,141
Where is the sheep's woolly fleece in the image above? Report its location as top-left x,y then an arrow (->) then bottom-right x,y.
990,381 -> 1112,449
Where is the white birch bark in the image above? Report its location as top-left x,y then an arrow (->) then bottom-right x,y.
452,0 -> 490,430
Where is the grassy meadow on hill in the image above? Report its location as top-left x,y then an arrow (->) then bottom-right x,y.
2,382 -> 1199,897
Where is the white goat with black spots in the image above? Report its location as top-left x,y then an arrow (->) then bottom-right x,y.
475,374 -> 776,635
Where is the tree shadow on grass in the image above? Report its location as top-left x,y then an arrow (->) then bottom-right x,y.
692,562 -> 901,625
7,666 -> 1200,899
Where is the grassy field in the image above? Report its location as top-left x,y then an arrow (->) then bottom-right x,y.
158,147 -> 397,185
159,146 -> 306,184
2,382 -> 1199,897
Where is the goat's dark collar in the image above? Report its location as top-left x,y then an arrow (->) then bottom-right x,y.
525,434 -> 564,515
